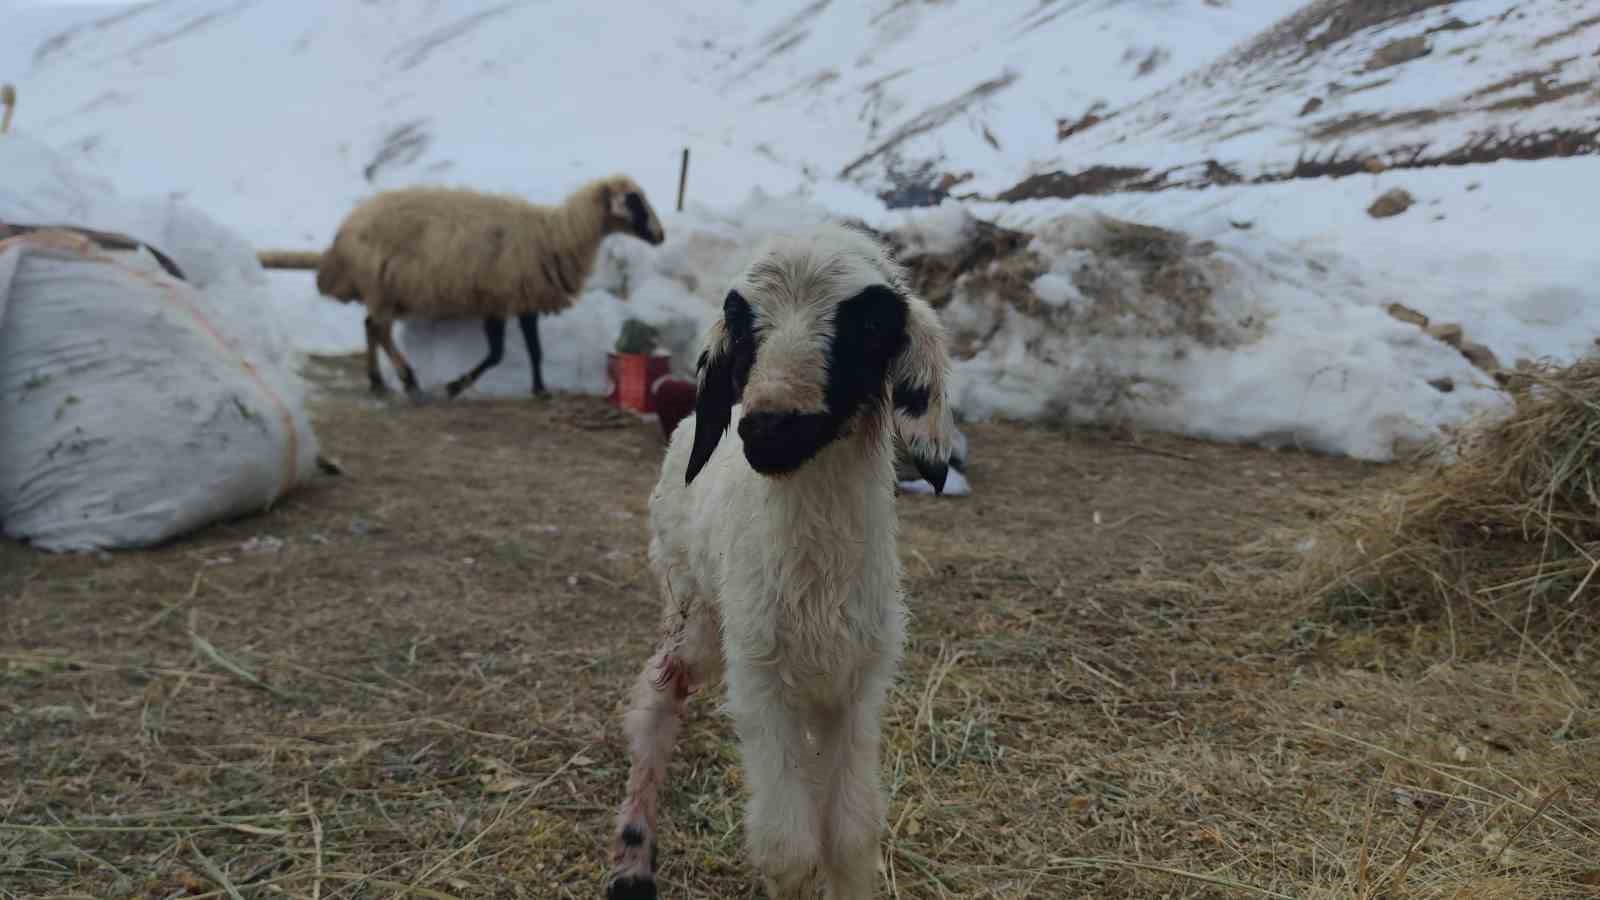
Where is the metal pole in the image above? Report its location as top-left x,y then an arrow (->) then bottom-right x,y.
676,147 -> 689,212
1,84 -> 16,135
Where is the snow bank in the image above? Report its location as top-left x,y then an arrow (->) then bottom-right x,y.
384,175 -> 1589,463
261,269 -> 366,356
989,157 -> 1600,381
892,201 -> 1515,462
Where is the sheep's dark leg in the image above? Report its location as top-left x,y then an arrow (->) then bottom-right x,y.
517,312 -> 546,396
446,317 -> 506,399
369,317 -> 424,402
363,315 -> 388,397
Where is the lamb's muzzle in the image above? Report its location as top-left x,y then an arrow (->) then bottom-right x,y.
606,221 -> 954,900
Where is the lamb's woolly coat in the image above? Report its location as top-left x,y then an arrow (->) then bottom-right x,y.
648,231 -> 931,697
607,225 -> 954,900
316,174 -> 662,320
650,398 -> 909,715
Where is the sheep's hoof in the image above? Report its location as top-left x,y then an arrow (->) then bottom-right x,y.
445,379 -> 470,399
368,377 -> 390,398
605,875 -> 658,900
531,385 -> 549,399
608,823 -> 657,897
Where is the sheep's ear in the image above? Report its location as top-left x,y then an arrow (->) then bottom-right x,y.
891,293 -> 955,494
685,317 -> 734,485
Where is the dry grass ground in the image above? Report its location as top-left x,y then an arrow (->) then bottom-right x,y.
3,354 -> 1596,899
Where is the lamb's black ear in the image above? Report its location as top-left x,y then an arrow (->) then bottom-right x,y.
685,317 -> 733,485
906,443 -> 949,495
891,290 -> 955,494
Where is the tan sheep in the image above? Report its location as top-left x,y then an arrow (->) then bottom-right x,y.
315,174 -> 665,399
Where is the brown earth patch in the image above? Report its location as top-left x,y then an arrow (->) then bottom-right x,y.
2,356 -> 1595,897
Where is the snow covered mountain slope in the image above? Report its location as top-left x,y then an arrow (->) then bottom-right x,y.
0,0 -> 1279,248
690,0 -> 1276,198
1011,0 -> 1600,195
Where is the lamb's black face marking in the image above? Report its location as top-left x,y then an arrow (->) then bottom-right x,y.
722,289 -> 757,397
893,382 -> 930,418
823,283 -> 912,425
624,192 -> 663,245
738,284 -> 911,477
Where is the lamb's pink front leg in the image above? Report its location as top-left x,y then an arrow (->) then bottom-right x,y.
607,650 -> 699,900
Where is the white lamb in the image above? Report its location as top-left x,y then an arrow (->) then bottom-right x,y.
606,222 -> 955,899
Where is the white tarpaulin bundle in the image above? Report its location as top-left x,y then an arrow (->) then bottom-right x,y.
0,231 -> 322,551
0,133 -> 324,551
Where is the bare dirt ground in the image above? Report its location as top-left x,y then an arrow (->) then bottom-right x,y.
3,354 -> 1596,899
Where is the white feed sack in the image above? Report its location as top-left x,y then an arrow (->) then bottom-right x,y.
0,235 -> 323,551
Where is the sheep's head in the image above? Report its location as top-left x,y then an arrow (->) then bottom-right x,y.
685,223 -> 954,492
600,176 -> 665,246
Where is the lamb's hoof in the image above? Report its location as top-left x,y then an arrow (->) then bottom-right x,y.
531,386 -> 549,399
606,875 -> 657,900
446,379 -> 469,399
368,379 -> 390,398
609,822 -> 657,897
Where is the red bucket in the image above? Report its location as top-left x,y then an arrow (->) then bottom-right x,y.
606,352 -> 672,413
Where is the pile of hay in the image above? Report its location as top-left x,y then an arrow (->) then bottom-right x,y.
1292,355 -> 1600,624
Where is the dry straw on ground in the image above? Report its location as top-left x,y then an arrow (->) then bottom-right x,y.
1284,355 -> 1600,638
2,355 -> 1596,898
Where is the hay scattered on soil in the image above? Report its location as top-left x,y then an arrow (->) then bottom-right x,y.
1284,355 -> 1600,632
3,356 -> 1597,898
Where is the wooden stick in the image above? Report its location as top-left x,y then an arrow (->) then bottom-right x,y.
257,249 -> 323,270
677,147 -> 689,212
